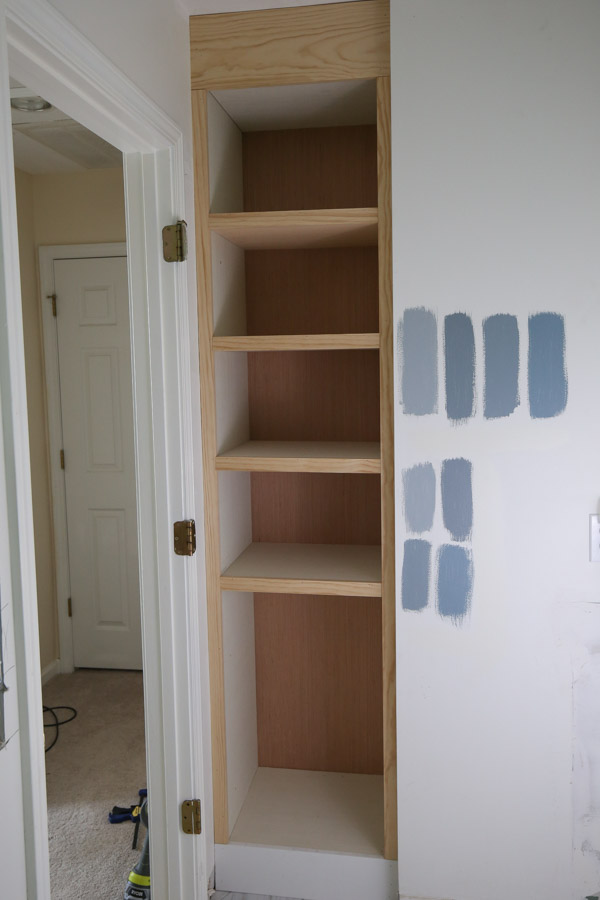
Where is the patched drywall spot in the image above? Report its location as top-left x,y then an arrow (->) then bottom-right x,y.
483,313 -> 519,418
437,544 -> 473,621
402,539 -> 431,611
444,312 -> 475,421
528,312 -> 568,418
441,458 -> 473,542
401,307 -> 438,415
403,462 -> 436,534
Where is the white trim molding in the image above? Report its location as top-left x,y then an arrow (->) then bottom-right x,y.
5,0 -> 180,153
38,242 -> 127,676
0,1 -> 208,898
40,660 -> 60,686
215,843 -> 399,900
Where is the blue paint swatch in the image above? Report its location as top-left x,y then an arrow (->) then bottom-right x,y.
403,463 -> 435,533
441,458 -> 473,541
484,314 -> 519,418
445,313 -> 475,421
528,313 -> 568,418
402,540 -> 431,611
437,544 -> 472,621
402,308 -> 438,415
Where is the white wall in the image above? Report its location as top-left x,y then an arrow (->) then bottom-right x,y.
391,3 -> 600,900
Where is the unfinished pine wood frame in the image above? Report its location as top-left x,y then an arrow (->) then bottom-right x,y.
191,0 -> 395,863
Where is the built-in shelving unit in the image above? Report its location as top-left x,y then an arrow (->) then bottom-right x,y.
191,2 -> 395,897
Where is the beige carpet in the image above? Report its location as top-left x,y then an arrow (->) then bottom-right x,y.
43,669 -> 146,900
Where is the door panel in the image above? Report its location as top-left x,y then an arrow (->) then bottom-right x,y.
54,256 -> 141,669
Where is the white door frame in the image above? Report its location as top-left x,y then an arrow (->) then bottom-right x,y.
0,1 -> 208,898
40,242 -> 128,675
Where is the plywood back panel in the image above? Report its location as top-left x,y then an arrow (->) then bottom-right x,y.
190,0 -> 390,90
243,125 -> 377,212
248,349 -> 380,442
251,472 -> 380,546
245,248 -> 378,336
255,593 -> 383,774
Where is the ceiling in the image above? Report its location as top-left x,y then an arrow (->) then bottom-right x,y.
10,79 -> 122,175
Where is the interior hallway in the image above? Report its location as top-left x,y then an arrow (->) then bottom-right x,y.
43,669 -> 145,900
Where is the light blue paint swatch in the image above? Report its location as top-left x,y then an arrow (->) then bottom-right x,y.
528,313 -> 568,418
445,313 -> 475,421
484,314 -> 519,419
402,540 -> 431,611
441,458 -> 473,541
402,308 -> 438,415
437,544 -> 472,621
403,463 -> 435,533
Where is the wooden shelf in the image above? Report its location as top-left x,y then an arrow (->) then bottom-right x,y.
216,440 -> 381,474
209,208 -> 378,249
220,542 -> 382,596
213,333 -> 379,352
229,767 -> 384,855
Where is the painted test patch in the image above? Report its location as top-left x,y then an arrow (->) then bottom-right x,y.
402,462 -> 435,533
401,308 -> 438,415
445,313 -> 475,421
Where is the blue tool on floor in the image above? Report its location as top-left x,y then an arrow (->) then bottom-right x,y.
108,789 -> 147,849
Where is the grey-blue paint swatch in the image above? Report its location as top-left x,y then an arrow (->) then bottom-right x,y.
437,544 -> 472,620
528,313 -> 568,418
402,308 -> 438,415
403,463 -> 435,533
402,540 -> 431,611
484,314 -> 519,418
445,313 -> 475,420
441,458 -> 473,541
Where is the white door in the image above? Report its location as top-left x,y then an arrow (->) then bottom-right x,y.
54,256 -> 142,669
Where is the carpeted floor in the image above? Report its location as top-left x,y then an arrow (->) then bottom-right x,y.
43,669 -> 146,900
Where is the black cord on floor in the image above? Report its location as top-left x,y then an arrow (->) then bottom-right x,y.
43,705 -> 77,752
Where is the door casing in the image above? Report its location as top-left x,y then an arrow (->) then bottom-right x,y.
0,1 -> 210,898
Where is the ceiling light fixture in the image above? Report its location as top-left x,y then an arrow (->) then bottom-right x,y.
10,96 -> 52,112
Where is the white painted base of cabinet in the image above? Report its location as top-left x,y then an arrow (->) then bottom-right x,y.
215,843 -> 398,900
230,768 -> 384,855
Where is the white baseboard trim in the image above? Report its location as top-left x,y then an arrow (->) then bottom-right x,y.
215,842 -> 398,900
40,659 -> 60,685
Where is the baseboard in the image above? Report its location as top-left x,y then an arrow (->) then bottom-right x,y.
41,659 -> 60,685
215,842 -> 398,900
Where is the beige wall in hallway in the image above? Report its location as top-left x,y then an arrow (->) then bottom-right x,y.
14,166 -> 126,672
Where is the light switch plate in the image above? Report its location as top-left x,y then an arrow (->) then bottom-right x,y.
590,515 -> 600,562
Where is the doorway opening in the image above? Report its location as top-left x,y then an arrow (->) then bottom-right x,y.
12,77 -> 148,899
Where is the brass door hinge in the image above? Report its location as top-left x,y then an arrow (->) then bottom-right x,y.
181,799 -> 201,835
162,220 -> 188,262
174,519 -> 196,556
60,449 -> 65,470
48,293 -> 57,317
67,597 -> 72,618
